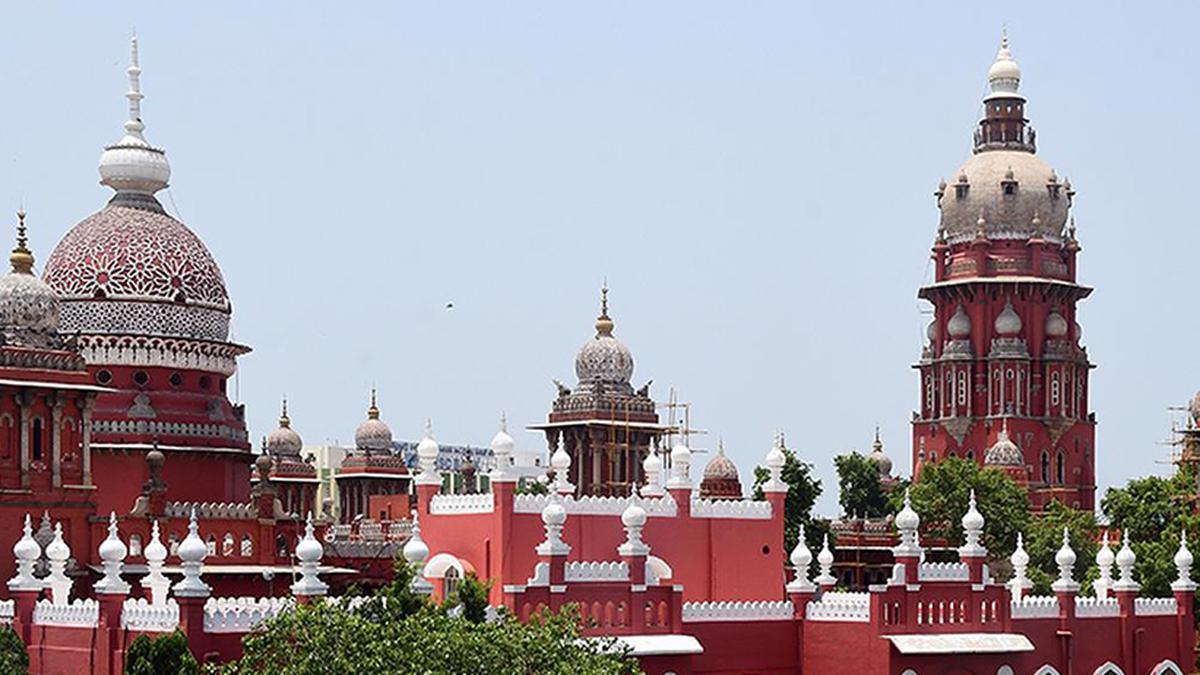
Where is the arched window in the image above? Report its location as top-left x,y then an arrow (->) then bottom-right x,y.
129,534 -> 143,557
241,535 -> 254,557
206,534 -> 217,557
222,533 -> 235,557
444,567 -> 461,598
1056,451 -> 1066,484
1050,372 -> 1061,406
956,371 -> 967,405
31,418 -> 43,462
1040,451 -> 1050,483
965,450 -> 975,462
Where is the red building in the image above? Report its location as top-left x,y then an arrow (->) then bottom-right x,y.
913,33 -> 1096,511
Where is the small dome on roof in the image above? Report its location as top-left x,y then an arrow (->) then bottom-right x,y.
1045,308 -> 1068,338
354,389 -> 393,453
867,428 -> 892,477
702,440 -> 739,481
984,420 -> 1023,466
266,399 -> 303,457
574,286 -> 634,386
947,304 -> 971,339
994,301 -> 1022,337
0,211 -> 62,349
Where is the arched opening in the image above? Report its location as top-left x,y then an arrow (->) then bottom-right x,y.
443,567 -> 460,598
1040,451 -> 1050,483
1055,451 -> 1065,484
31,418 -> 43,462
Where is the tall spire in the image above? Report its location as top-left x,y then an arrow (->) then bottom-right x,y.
98,34 -> 171,199
10,210 -> 33,275
279,397 -> 291,428
367,387 -> 379,420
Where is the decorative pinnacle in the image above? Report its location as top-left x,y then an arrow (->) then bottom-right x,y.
125,34 -> 145,137
425,418 -> 433,437
367,387 -> 379,419
873,425 -> 882,451
280,397 -> 290,427
10,210 -> 33,275
499,411 -> 508,433
595,283 -> 614,337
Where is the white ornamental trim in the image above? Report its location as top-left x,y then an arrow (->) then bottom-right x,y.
918,562 -> 970,582
563,561 -> 629,583
1010,596 -> 1059,619
1073,597 -> 1119,618
203,596 -> 292,633
690,498 -> 772,520
805,592 -> 870,623
682,600 -> 793,623
122,598 -> 180,632
1134,597 -> 1177,616
512,494 -> 676,518
33,598 -> 99,627
430,493 -> 495,515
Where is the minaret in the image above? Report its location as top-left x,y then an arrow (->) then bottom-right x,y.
913,33 -> 1096,511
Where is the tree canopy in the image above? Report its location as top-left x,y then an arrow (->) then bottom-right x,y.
834,451 -> 890,518
1101,469 -> 1200,597
215,562 -> 640,675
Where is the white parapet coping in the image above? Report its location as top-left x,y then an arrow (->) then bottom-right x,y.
885,633 -> 1035,655
805,592 -> 871,623
1010,596 -> 1059,619
430,493 -> 495,515
682,600 -> 793,623
33,599 -> 99,628
1134,597 -> 1177,616
122,598 -> 181,632
1074,597 -> 1119,618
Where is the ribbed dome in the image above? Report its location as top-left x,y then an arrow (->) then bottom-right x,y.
1045,308 -> 1068,338
939,151 -> 1068,243
868,430 -> 892,477
947,304 -> 972,339
702,442 -> 739,481
985,33 -> 1022,100
574,287 -> 634,385
266,400 -> 303,457
354,391 -> 393,453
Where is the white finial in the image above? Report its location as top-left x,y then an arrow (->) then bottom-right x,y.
172,508 -> 211,597
44,522 -> 73,605
8,514 -> 40,591
1094,530 -> 1115,600
415,421 -> 441,486
641,439 -> 664,497
986,27 -> 1022,100
95,512 -> 130,594
1113,530 -> 1139,592
403,510 -> 433,595
815,533 -> 836,587
786,525 -> 815,593
141,520 -> 170,606
291,513 -> 329,598
618,489 -> 649,557
668,442 -> 692,490
125,34 -> 144,135
536,497 -> 570,557
762,434 -> 787,493
551,436 -> 574,495
1008,532 -> 1031,602
98,35 -> 170,194
893,488 -> 921,556
1172,528 -> 1195,592
1051,527 -> 1078,593
489,413 -> 516,482
959,489 -> 986,558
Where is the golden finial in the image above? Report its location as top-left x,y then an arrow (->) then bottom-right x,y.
10,210 -> 33,275
594,282 -> 614,337
873,425 -> 883,451
279,397 -> 290,428
367,387 -> 379,420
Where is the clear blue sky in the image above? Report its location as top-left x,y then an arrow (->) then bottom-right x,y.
2,2 -> 1196,516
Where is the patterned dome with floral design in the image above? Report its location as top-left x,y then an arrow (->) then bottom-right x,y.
575,287 -> 634,386
0,212 -> 62,350
354,390 -> 394,454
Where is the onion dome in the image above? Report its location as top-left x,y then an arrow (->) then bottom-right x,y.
416,419 -> 440,466
551,436 -> 571,473
97,512 -> 127,567
574,285 -> 634,386
294,514 -> 323,565
642,446 -> 662,475
926,320 -> 937,344
789,525 -> 812,571
994,300 -> 1022,337
354,389 -> 393,453
702,440 -> 739,481
0,211 -> 62,349
961,489 -> 985,533
1174,529 -> 1194,576
1045,307 -> 1068,338
12,515 -> 39,565
266,398 -> 303,457
402,511 -> 429,565
947,304 -> 971,339
144,520 -> 167,565
984,419 -> 1023,466
621,497 -> 647,529
1010,532 -> 1029,568
895,488 -> 920,532
867,427 -> 892,478
986,32 -> 1022,100
1054,527 -> 1077,573
42,37 -> 236,347
490,414 -> 515,457
45,522 -> 70,564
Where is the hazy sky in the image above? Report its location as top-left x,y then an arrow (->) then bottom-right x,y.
2,2 -> 1196,516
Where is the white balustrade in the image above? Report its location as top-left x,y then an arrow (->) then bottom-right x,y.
689,498 -> 772,520
512,494 -> 677,517
1134,597 -> 1177,616
805,592 -> 871,622
122,598 -> 181,632
563,561 -> 630,582
203,596 -> 292,633
918,561 -> 970,581
1074,597 -> 1119,618
33,598 -> 99,627
682,600 -> 793,623
1010,596 -> 1059,619
165,502 -> 256,520
430,493 -> 495,515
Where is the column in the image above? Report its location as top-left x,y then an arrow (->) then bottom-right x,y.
16,393 -> 30,489
50,396 -> 62,488
81,396 -> 94,486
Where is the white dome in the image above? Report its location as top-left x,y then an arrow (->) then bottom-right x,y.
994,301 -> 1022,337
1045,308 -> 1068,338
0,270 -> 60,344
947,304 -> 971,339
939,151 -> 1068,242
1010,534 -> 1029,567
984,424 -> 1023,466
985,33 -> 1022,100
266,400 -> 303,457
490,417 -> 515,456
895,490 -> 920,531
97,37 -> 170,195
574,288 -> 634,386
621,500 -> 647,528
1096,532 -> 1114,567
642,449 -> 662,474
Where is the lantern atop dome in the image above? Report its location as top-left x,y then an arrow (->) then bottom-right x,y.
98,35 -> 171,197
985,29 -> 1023,102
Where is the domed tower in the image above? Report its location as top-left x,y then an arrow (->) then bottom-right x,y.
42,38 -> 252,512
334,390 -> 410,522
529,286 -> 667,497
914,33 -> 1095,511
252,399 -> 319,518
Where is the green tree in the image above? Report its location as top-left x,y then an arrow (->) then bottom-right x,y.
0,625 -> 27,675
834,451 -> 890,518
126,629 -> 199,675
1101,472 -> 1200,597
897,458 -> 1031,562
447,572 -> 492,624
1021,499 -> 1099,595
752,443 -> 825,557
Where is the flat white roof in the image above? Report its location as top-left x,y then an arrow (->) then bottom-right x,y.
885,633 -> 1034,655
602,634 -> 704,657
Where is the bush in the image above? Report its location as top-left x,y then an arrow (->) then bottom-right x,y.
0,625 -> 27,675
125,629 -> 199,675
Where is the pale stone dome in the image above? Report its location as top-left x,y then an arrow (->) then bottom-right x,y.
354,391 -> 393,452
938,151 -> 1068,243
1045,308 -> 1068,338
0,212 -> 62,350
266,400 -> 303,457
947,304 -> 972,339
984,422 -> 1023,466
868,430 -> 892,478
986,34 -> 1022,100
994,301 -> 1022,337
